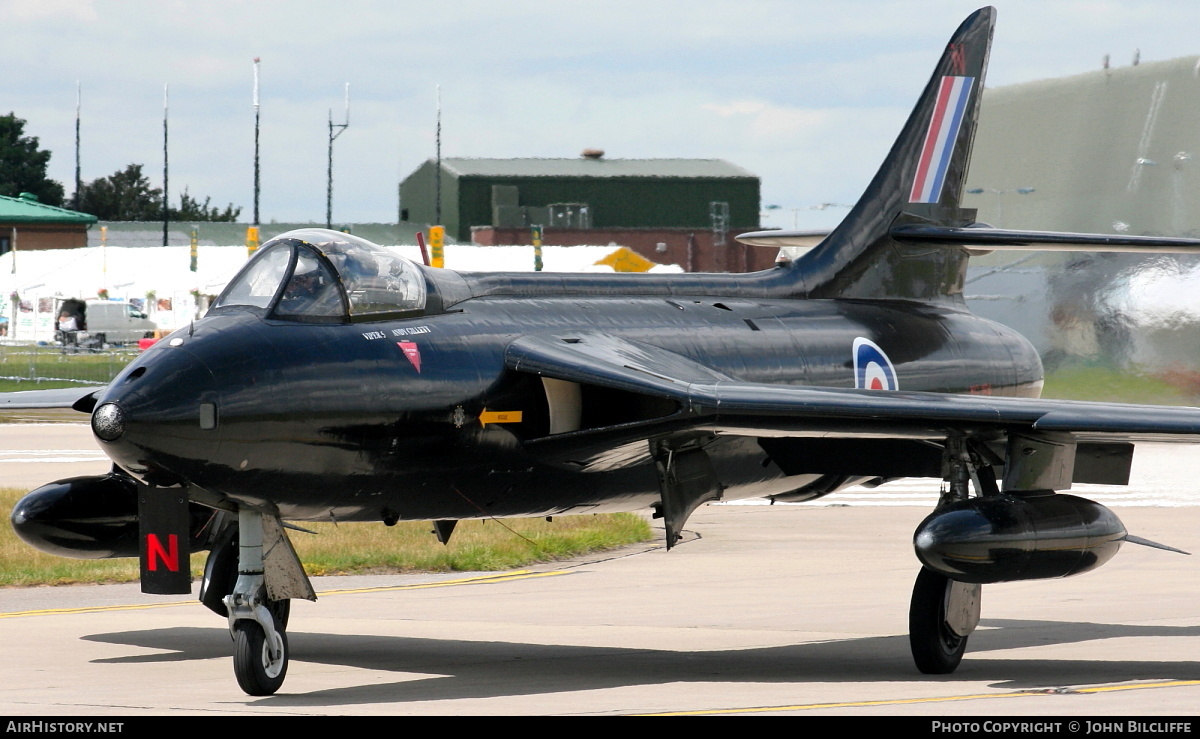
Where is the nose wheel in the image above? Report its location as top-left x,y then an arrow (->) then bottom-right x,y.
908,567 -> 980,674
233,613 -> 288,695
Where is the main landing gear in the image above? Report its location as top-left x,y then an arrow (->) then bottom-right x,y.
907,437 -> 988,674
908,567 -> 980,673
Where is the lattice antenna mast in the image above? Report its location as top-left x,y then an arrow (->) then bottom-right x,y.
326,83 -> 349,229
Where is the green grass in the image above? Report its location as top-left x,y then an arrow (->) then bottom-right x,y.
0,344 -> 137,389
291,515 -> 653,575
0,485 -> 653,587
1041,363 -> 1198,406
0,379 -> 95,392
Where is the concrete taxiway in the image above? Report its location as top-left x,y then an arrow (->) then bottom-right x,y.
2,424 -> 1199,716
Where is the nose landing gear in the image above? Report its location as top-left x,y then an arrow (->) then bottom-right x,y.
219,508 -> 314,696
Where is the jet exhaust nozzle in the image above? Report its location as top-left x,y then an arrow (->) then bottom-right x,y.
914,493 -> 1126,584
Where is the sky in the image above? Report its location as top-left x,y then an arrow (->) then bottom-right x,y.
9,0 -> 1200,231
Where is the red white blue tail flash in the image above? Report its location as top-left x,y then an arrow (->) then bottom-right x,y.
854,337 -> 898,391
909,75 -> 974,204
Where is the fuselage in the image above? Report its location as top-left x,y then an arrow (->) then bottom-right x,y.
93,286 -> 1042,524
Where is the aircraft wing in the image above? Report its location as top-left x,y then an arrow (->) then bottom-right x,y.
506,332 -> 1200,469
0,386 -> 101,423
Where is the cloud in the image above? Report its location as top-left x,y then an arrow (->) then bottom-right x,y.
4,0 -> 98,22
12,0 -> 1200,224
701,100 -> 831,138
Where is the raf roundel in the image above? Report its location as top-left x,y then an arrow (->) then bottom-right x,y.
853,337 -> 898,391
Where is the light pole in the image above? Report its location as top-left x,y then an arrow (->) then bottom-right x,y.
74,83 -> 81,212
253,58 -> 261,229
162,84 -> 169,246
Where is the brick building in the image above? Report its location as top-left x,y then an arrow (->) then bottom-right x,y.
0,193 -> 96,253
400,155 -> 761,247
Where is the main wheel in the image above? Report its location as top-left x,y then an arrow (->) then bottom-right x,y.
908,567 -> 969,674
233,619 -> 288,695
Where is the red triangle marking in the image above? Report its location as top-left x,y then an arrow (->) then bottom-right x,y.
397,342 -> 421,373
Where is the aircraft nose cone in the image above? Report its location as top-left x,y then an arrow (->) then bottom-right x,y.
92,339 -> 224,487
92,402 -> 126,441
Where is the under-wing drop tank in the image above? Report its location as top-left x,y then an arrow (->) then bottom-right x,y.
913,493 -> 1126,583
11,474 -> 220,560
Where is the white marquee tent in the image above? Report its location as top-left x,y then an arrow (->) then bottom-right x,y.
0,242 -> 681,342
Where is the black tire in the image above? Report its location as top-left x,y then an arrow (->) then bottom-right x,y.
269,598 -> 291,630
908,567 -> 968,674
233,620 -> 288,695
199,526 -> 239,617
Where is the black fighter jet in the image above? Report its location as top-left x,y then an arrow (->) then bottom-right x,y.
10,6 -> 1200,695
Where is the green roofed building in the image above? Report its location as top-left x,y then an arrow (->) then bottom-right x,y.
0,193 -> 96,254
400,155 -> 760,242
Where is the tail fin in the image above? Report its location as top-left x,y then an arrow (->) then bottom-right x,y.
807,6 -> 994,300
737,6 -> 1200,300
741,7 -> 996,301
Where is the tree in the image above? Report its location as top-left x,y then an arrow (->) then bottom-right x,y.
76,163 -> 162,220
0,113 -> 65,206
172,188 -> 242,222
76,164 -> 244,222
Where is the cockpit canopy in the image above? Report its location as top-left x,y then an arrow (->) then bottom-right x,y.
212,229 -> 427,322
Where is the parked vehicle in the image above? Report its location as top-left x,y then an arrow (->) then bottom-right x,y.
83,300 -> 157,345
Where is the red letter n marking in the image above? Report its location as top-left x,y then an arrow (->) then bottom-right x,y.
146,534 -> 179,571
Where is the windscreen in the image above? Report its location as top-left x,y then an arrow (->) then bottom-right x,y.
212,244 -> 291,310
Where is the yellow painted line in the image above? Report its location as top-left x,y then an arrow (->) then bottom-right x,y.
0,569 -> 572,619
316,569 -> 571,596
638,680 -> 1200,716
1077,680 -> 1200,694
0,600 -> 193,619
